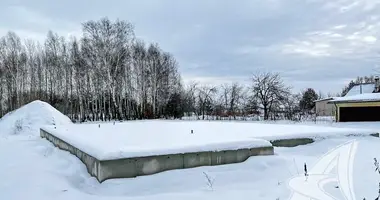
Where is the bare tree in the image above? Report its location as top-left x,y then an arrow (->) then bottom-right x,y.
197,86 -> 217,120
220,83 -> 243,119
82,17 -> 134,120
182,81 -> 198,117
283,93 -> 301,120
221,84 -> 230,116
240,90 -> 258,119
228,83 -> 243,119
251,71 -> 291,120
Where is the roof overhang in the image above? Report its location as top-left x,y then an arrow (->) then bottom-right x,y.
314,97 -> 334,103
327,99 -> 380,104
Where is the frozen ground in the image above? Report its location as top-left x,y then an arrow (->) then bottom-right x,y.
1,101 -> 380,200
43,120 -> 377,160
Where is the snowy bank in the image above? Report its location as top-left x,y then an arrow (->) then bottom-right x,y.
41,121 -> 377,160
0,100 -> 72,135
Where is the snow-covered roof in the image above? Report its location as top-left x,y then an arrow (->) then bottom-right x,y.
345,83 -> 375,96
314,97 -> 334,103
328,93 -> 380,103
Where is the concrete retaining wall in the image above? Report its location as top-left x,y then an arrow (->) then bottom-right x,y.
40,129 -> 100,178
270,138 -> 315,147
269,133 -> 380,147
41,129 -> 274,183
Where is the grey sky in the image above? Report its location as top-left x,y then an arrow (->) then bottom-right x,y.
1,0 -> 379,94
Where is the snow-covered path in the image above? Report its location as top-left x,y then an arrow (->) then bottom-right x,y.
2,134 -> 380,200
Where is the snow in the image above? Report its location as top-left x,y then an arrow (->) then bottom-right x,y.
314,97 -> 334,102
345,83 -> 375,96
42,122 -> 272,160
42,120 -> 377,160
2,133 -> 380,200
1,101 -> 380,199
329,92 -> 380,103
0,100 -> 72,135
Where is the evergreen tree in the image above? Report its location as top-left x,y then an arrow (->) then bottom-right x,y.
165,92 -> 184,119
299,88 -> 318,112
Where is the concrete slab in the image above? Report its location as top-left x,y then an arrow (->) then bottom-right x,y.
41,129 -> 274,183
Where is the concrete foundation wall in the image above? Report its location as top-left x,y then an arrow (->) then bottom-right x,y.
269,133 -> 380,147
40,129 -> 100,178
41,129 -> 274,183
270,138 -> 315,147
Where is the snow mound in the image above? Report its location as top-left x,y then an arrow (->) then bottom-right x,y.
0,100 -> 72,135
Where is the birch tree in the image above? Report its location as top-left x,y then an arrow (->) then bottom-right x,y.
0,18 -> 183,121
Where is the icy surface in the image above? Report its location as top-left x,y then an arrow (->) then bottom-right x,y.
42,121 -> 376,160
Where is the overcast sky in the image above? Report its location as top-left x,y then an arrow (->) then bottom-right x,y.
1,0 -> 380,94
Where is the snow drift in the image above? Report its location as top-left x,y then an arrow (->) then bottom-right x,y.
0,100 -> 72,135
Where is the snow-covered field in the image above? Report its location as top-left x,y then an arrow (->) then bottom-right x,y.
1,101 -> 380,200
43,120 -> 377,160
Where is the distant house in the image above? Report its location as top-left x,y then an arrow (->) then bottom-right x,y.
326,77 -> 380,122
314,97 -> 335,116
315,81 -> 379,117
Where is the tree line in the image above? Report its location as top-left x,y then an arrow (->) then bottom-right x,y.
341,75 -> 377,96
180,72 -> 320,121
0,17 -> 325,122
0,18 -> 182,121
